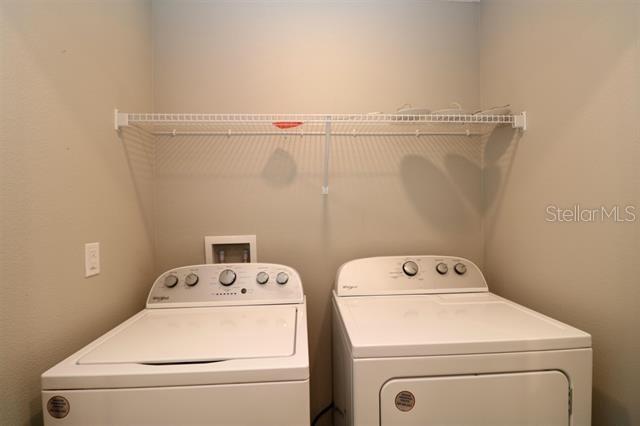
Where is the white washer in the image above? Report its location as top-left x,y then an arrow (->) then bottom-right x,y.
42,263 -> 309,425
332,255 -> 592,426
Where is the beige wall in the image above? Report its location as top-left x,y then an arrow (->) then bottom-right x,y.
479,1 -> 640,424
0,1 -> 155,424
4,2 -> 637,425
151,1 -> 482,420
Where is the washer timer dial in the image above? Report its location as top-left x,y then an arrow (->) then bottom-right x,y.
185,273 -> 199,286
256,271 -> 269,285
219,269 -> 236,286
164,274 -> 179,288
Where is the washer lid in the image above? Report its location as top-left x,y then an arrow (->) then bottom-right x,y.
78,305 -> 297,365
334,292 -> 591,358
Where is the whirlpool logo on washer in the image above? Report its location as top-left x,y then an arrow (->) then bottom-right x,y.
342,284 -> 358,290
395,391 -> 415,412
152,296 -> 170,302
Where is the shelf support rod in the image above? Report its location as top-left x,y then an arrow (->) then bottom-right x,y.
321,118 -> 332,195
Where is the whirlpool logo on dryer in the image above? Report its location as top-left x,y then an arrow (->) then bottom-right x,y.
152,296 -> 170,302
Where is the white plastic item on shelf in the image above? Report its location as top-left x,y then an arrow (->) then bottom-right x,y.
474,104 -> 512,116
390,104 -> 432,123
432,102 -> 468,115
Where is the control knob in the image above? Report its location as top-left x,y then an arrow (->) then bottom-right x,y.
256,271 -> 269,285
436,262 -> 449,275
276,272 -> 289,285
402,261 -> 419,277
454,263 -> 467,275
219,269 -> 236,286
185,273 -> 199,286
164,274 -> 179,288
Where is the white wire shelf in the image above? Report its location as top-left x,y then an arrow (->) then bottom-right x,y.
114,109 -> 526,194
115,111 -> 527,134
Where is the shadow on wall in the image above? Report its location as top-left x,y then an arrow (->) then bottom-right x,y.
400,154 -> 473,234
120,127 -> 156,243
399,126 -> 521,237
261,148 -> 298,187
593,387 -> 631,426
141,131 -> 491,238
399,135 -> 484,234
481,125 -> 522,237
444,153 -> 483,214
119,127 -> 522,253
152,134 -> 323,179
29,397 -> 42,426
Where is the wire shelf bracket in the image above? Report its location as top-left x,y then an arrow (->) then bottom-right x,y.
114,109 -> 129,130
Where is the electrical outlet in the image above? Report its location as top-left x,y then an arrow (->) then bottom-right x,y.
85,242 -> 100,277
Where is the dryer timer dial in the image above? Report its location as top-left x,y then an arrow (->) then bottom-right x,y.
402,261 -> 419,277
454,263 -> 467,275
276,272 -> 289,285
436,262 -> 449,275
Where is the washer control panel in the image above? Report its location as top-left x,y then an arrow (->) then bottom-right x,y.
336,255 -> 487,296
147,263 -> 303,307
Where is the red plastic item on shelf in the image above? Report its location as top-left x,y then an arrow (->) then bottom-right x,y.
273,121 -> 303,129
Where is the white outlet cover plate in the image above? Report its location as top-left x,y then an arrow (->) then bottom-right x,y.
85,242 -> 100,277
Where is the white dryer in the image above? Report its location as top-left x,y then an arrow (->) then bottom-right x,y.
332,255 -> 592,426
42,263 -> 309,425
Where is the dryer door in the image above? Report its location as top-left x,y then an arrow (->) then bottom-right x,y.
380,370 -> 570,425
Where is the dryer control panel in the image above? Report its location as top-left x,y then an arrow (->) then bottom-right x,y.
335,255 -> 488,296
147,263 -> 303,308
